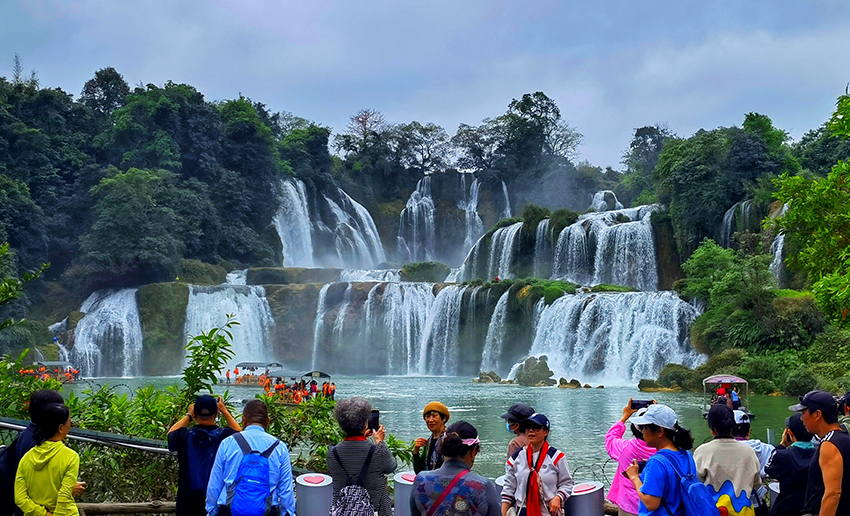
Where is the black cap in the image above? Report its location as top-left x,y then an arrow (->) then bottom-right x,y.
194,395 -> 218,417
789,390 -> 838,417
785,413 -> 813,441
518,413 -> 550,431
500,403 -> 535,422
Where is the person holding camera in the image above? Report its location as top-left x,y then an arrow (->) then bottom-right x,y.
168,395 -> 241,516
764,413 -> 816,516
327,397 -> 397,516
606,400 -> 655,516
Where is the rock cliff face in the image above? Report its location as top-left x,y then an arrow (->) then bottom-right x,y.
137,283 -> 190,376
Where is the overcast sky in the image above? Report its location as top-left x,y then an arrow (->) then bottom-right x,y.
2,0 -> 849,167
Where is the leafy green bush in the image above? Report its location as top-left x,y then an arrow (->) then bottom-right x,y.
521,204 -> 550,235
178,259 -> 227,285
549,208 -> 580,240
590,284 -> 636,293
399,261 -> 451,283
749,379 -> 778,394
657,363 -> 694,388
784,367 -> 819,396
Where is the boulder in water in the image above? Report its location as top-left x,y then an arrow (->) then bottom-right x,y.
583,383 -> 592,388
558,377 -> 582,388
597,385 -> 605,389
515,356 -> 556,387
474,371 -> 502,383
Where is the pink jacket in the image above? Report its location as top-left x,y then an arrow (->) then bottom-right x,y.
605,421 -> 655,514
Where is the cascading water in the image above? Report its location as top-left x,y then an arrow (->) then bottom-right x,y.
225,269 -> 247,285
324,190 -> 386,268
479,290 -> 510,373
533,219 -> 553,277
553,205 -> 661,290
339,269 -> 401,282
589,190 -> 624,212
770,234 -> 786,286
720,199 -> 760,248
73,289 -> 144,377
398,176 -> 436,262
517,291 -> 704,384
486,222 -> 523,280
417,285 -> 465,375
274,178 -> 315,267
460,175 -> 485,254
500,181 -> 512,218
184,285 -> 275,370
311,284 -> 332,370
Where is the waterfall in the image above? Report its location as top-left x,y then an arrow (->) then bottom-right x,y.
480,290 -> 510,373
770,234 -> 786,286
311,284 -> 332,370
184,285 -> 274,370
417,285 -> 465,375
486,222 -> 523,280
460,176 -> 485,254
274,178 -> 315,267
517,291 -> 704,384
225,269 -> 247,285
500,181 -> 512,218
73,289 -> 144,377
720,204 -> 737,248
590,190 -> 624,212
339,269 -> 401,282
552,205 -> 660,290
324,190 -> 386,268
398,177 -> 436,262
377,283 -> 436,374
533,219 -> 553,277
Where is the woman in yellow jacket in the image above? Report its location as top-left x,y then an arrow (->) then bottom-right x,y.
15,403 -> 80,516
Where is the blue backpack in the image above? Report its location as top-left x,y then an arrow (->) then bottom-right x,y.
659,453 -> 719,516
184,426 -> 226,496
226,433 -> 280,516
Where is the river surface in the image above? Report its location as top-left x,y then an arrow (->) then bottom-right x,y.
67,375 -> 796,480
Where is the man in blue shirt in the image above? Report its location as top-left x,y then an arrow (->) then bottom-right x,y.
205,399 -> 296,516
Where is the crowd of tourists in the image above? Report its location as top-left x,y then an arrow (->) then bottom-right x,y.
225,368 -> 336,404
3,387 -> 850,516
16,366 -> 80,383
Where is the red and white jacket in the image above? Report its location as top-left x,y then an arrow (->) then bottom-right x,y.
502,444 -> 573,512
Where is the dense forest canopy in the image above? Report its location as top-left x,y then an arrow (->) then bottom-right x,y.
0,60 -> 849,314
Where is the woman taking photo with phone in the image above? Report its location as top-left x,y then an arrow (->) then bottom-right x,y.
501,413 -> 573,516
624,404 -> 696,516
606,400 -> 655,516
327,396 -> 397,516
14,402 -> 80,516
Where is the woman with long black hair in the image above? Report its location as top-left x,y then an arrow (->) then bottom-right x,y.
14,403 -> 80,516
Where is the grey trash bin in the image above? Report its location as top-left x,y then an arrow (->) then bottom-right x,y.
296,473 -> 333,516
565,481 -> 604,516
394,471 -> 417,516
494,475 -> 506,497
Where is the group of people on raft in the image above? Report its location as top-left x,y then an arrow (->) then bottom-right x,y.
224,367 -> 336,404
17,365 -> 79,383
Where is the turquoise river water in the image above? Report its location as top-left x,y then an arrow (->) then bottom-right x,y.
68,375 -> 796,480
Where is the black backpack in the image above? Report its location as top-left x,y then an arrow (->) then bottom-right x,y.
0,437 -> 20,516
329,445 -> 376,516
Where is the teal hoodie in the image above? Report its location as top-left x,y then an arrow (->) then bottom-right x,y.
14,440 -> 79,516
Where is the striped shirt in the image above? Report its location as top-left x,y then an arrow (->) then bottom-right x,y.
327,439 -> 397,516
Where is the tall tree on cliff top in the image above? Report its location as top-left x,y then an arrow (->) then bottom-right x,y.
618,124 -> 675,205
80,67 -> 130,117
392,121 -> 450,173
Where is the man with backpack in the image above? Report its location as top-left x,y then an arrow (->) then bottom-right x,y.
168,395 -> 241,516
206,399 -> 296,516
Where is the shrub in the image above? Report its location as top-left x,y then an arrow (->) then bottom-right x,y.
549,208 -> 580,240
638,379 -> 662,391
658,363 -> 694,388
399,262 -> 451,283
784,367 -> 819,396
808,325 -> 850,367
590,284 -> 636,293
749,379 -> 778,394
178,259 -> 226,285
521,204 -> 550,235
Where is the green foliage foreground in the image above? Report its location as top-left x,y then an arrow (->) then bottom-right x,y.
0,315 -> 413,501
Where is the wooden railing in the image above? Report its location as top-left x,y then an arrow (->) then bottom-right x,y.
77,502 -> 175,516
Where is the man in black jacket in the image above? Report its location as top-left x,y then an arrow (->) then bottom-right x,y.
765,413 -> 816,516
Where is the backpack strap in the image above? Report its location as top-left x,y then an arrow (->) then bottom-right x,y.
427,470 -> 468,516
654,454 -> 685,516
261,440 -> 280,458
356,445 -> 376,486
233,432 -> 254,455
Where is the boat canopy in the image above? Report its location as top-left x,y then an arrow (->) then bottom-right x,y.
267,369 -> 331,380
34,361 -> 74,369
234,361 -> 284,369
703,374 -> 748,385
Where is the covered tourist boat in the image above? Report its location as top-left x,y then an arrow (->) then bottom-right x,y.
702,374 -> 756,419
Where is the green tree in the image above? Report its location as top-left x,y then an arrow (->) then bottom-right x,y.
392,121 -> 450,173
80,67 -> 130,117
